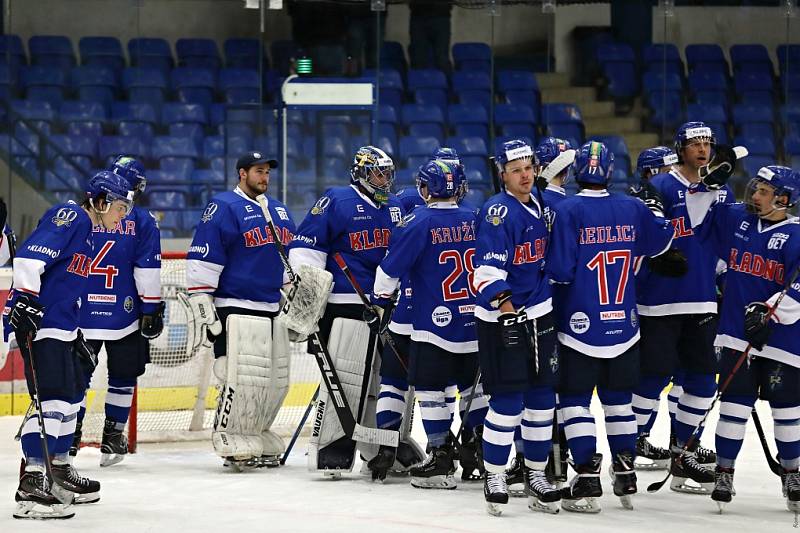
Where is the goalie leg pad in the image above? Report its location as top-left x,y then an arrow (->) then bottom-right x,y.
260,319 -> 291,457
212,314 -> 283,461
308,317 -> 378,474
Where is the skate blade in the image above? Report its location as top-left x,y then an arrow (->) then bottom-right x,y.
528,496 -> 560,514
14,501 -> 75,520
486,502 -> 505,516
618,494 -> 634,510
322,470 -> 344,479
669,477 -> 713,495
410,474 -> 457,490
634,458 -> 669,470
508,483 -> 526,498
716,501 -> 727,514
561,497 -> 601,514
100,453 -> 125,467
73,492 -> 100,505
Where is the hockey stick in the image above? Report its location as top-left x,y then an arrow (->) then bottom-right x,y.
751,406 -> 783,476
454,367 -> 482,443
489,156 -> 502,195
280,385 -> 319,465
13,400 -> 34,441
23,333 -> 74,505
647,262 -> 800,493
256,197 -> 398,448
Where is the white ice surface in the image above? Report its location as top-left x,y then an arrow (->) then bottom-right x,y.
0,398 -> 796,532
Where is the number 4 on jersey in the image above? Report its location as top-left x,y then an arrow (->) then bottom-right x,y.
90,240 -> 119,289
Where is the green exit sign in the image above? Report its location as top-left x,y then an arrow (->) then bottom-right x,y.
297,57 -> 312,75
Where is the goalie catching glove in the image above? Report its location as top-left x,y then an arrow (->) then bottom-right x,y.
177,292 -> 222,358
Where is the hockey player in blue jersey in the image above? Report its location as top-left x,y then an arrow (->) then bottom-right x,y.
372,158 -> 487,490
683,161 -> 800,513
5,171 -> 134,519
184,151 -> 296,469
546,141 -> 679,513
288,145 -> 404,476
472,139 -> 561,515
72,157 -> 163,468
630,124 -> 731,493
538,137 -> 575,226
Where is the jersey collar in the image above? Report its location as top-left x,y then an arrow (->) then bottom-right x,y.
234,186 -> 263,207
505,190 -> 542,219
349,184 -> 380,209
428,201 -> 459,209
576,189 -> 609,197
757,215 -> 799,233
669,166 -> 693,188
546,183 -> 566,196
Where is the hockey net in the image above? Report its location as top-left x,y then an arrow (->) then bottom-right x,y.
80,251 -> 322,450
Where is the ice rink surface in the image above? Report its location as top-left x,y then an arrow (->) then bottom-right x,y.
0,398 -> 796,533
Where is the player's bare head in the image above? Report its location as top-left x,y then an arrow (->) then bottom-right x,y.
674,122 -> 715,170
745,165 -> 800,220
237,152 -> 278,198
83,170 -> 134,230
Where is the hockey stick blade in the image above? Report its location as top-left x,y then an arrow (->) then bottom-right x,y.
733,146 -> 748,159
751,407 -> 783,476
540,149 -> 576,182
353,422 -> 399,447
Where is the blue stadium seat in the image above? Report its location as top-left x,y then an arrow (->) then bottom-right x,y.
685,44 -> 728,75
414,88 -> 448,110
465,168 -> 488,188
456,89 -> 491,113
20,66 -> 66,107
454,124 -> 488,143
642,71 -> 683,94
218,68 -> 260,104
171,68 -> 217,105
394,169 -> 416,190
176,38 -> 221,70
376,131 -> 396,157
98,135 -> 149,165
463,187 -> 488,208
192,168 -> 225,185
152,135 -> 200,167
778,44 -> 800,75
448,103 -> 488,127
128,38 -> 174,73
79,36 -> 125,71
740,122 -> 774,143
224,38 -> 265,70
542,103 -> 583,125
122,67 -> 168,109
48,134 -> 96,163
0,35 -> 26,69
461,155 -> 489,178
451,70 -> 491,91
730,44 -> 772,75
11,99 -> 55,134
734,134 -> 775,157
408,123 -> 444,144
687,71 -> 729,105
495,103 -> 537,128
452,42 -> 491,72
203,135 -> 251,160
686,102 -> 727,124
742,156 -> 773,178
500,124 -> 537,143
496,70 -> 540,93
401,103 -> 445,127
647,92 -> 685,129
732,103 -> 774,127
0,64 -> 18,101
378,104 -> 399,126
60,101 -> 106,138
596,43 -> 637,99
111,102 -> 158,127
118,122 -> 154,141
71,65 -> 117,106
407,69 -> 447,91
380,41 -> 407,73
784,134 -> 800,157
29,35 -> 76,70
641,43 -> 684,76
162,103 -> 208,127
323,136 -> 348,158
734,71 -> 774,103
399,136 -> 440,159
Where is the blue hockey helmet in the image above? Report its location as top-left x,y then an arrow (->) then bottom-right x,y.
110,156 -> 146,198
574,141 -> 614,186
430,146 -> 467,202
350,145 -> 395,205
85,170 -> 135,215
417,159 -> 464,200
745,165 -> 800,214
494,139 -> 536,175
674,121 -> 716,156
636,146 -> 678,177
535,137 -> 572,166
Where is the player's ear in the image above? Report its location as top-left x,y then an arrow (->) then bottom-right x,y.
238,167 -> 247,181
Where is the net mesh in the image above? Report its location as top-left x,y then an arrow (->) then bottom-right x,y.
80,253 -> 322,448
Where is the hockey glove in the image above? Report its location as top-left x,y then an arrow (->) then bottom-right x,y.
629,181 -> 666,218
648,248 -> 689,278
9,293 -> 44,342
499,309 -> 531,350
364,304 -> 392,335
74,330 -> 98,373
744,301 -> 773,350
699,144 -> 737,190
140,301 -> 166,339
534,175 -> 549,193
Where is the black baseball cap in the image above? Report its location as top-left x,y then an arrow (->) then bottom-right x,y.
237,151 -> 278,171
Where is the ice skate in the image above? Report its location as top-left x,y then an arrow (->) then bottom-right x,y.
669,445 -> 715,494
560,453 -> 602,513
505,453 -> 526,497
51,461 -> 100,504
68,421 -> 82,460
13,468 -> 75,520
100,419 -> 128,467
781,468 -> 800,512
367,446 -> 396,482
484,471 -> 509,516
525,468 -> 560,514
634,434 -> 670,470
610,452 -> 637,510
458,427 -> 486,481
711,466 -> 735,513
410,444 -> 456,490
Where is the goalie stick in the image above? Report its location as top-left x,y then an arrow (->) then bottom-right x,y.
648,262 -> 800,493
256,196 -> 398,448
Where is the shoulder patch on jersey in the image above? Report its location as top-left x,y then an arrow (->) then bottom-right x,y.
275,206 -> 290,221
201,202 -> 218,223
311,196 -> 331,215
485,203 -> 508,226
398,213 -> 416,227
52,207 -> 78,227
389,206 -> 402,224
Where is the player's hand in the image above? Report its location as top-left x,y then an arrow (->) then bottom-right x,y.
140,301 -> 166,339
744,301 -> 772,350
9,293 -> 44,342
699,145 -> 737,190
629,181 -> 665,217
74,330 -> 98,372
499,309 -> 529,349
648,248 -> 689,277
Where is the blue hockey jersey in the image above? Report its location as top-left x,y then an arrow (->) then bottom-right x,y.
636,169 -> 734,315
686,190 -> 800,368
546,190 -> 675,358
542,184 -> 568,229
288,185 -> 403,304
374,202 -> 477,353
80,206 -> 161,340
186,187 -> 295,311
473,191 -> 551,322
3,202 -> 94,344
389,188 -> 426,335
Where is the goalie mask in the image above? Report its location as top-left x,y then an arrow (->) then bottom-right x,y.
429,147 -> 467,202
350,146 -> 395,205
744,165 -> 800,217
